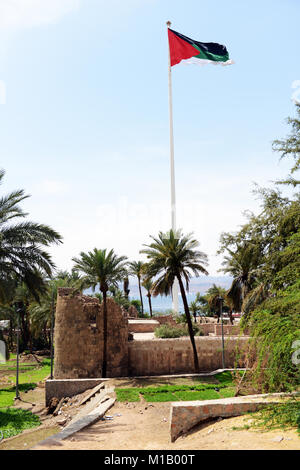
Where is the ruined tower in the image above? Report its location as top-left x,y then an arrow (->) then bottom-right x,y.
54,288 -> 128,379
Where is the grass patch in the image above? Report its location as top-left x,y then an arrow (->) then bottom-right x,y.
0,359 -> 50,409
0,408 -> 40,439
116,371 -> 236,403
173,390 -> 220,401
6,359 -> 51,387
0,384 -> 36,408
114,389 -> 140,402
143,392 -> 176,402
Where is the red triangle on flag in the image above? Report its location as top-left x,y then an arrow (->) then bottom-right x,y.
168,29 -> 199,66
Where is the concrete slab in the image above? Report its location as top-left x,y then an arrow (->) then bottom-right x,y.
33,397 -> 116,448
45,378 -> 104,406
133,333 -> 155,341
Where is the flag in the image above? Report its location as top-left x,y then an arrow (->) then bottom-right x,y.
168,28 -> 234,67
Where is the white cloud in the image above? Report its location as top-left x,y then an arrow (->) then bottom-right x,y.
0,0 -> 80,30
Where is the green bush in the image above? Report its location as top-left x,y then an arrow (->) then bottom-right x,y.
154,325 -> 188,338
154,324 -> 204,339
251,399 -> 300,433
245,281 -> 300,393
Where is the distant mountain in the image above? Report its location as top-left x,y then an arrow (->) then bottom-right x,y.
126,276 -> 233,297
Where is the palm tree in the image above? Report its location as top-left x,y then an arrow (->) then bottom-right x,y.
189,301 -> 200,323
0,169 -> 62,300
206,284 -> 227,322
128,261 -> 145,315
221,242 -> 261,312
30,273 -> 85,347
123,277 -> 130,299
141,230 -> 208,372
72,248 -> 128,378
142,279 -> 153,317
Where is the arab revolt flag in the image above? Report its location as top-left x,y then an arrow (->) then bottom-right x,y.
168,28 -> 234,67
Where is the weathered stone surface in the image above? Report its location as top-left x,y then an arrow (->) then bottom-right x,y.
128,337 -> 249,376
99,297 -> 128,377
54,289 -> 128,379
154,315 -> 177,327
128,305 -> 139,319
128,319 -> 160,333
170,393 -> 289,442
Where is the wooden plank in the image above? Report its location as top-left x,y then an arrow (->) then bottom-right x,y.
79,382 -> 105,406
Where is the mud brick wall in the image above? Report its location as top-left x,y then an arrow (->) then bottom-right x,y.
54,289 -> 128,379
154,315 -> 178,327
198,324 -> 216,335
128,337 -> 249,376
101,298 -> 129,377
128,320 -> 160,333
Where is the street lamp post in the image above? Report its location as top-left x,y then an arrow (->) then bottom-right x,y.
14,303 -> 22,401
50,290 -> 55,380
218,296 -> 225,370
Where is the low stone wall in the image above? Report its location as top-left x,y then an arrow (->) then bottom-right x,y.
198,324 -> 215,335
170,393 -> 286,442
154,315 -> 177,327
198,323 -> 247,336
128,337 -> 249,376
128,320 -> 160,333
45,378 -> 104,406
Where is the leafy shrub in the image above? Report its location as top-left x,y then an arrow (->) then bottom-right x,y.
154,324 -> 204,339
154,325 -> 188,338
244,281 -> 300,393
251,399 -> 300,433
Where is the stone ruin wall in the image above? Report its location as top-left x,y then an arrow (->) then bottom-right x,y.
54,289 -> 250,379
128,337 -> 249,376
102,297 -> 129,377
54,288 -> 128,379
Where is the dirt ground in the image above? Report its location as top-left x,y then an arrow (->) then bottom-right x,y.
34,400 -> 300,451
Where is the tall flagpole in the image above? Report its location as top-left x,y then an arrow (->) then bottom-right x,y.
167,21 -> 179,314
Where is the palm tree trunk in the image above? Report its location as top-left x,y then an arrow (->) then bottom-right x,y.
176,274 -> 200,372
102,289 -> 108,378
147,294 -> 153,318
138,276 -> 144,315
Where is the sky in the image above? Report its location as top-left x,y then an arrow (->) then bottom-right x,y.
0,0 -> 299,276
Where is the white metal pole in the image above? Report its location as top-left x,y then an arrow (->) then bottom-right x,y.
167,21 -> 179,313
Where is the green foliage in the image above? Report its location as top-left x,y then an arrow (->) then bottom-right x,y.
154,324 -> 188,338
0,408 -> 40,439
4,358 -> 51,389
251,399 -> 300,433
244,281 -> 300,392
154,324 -> 204,339
72,248 -> 128,294
0,384 -> 36,408
114,389 -> 140,402
273,103 -> 300,185
219,187 -> 300,314
0,169 -> 62,304
115,373 -> 235,403
130,299 -> 142,314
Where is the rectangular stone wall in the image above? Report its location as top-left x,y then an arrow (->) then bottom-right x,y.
128,337 -> 249,376
198,324 -> 215,335
128,320 -> 160,333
